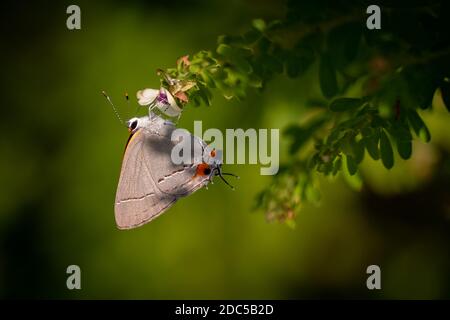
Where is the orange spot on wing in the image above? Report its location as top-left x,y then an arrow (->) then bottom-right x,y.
193,163 -> 210,178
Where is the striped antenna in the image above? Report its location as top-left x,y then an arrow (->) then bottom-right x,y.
102,90 -> 125,125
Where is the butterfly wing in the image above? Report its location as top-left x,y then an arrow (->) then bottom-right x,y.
114,129 -> 178,229
114,117 -> 209,229
147,134 -> 209,196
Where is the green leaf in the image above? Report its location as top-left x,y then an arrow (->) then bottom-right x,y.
380,130 -> 394,169
248,74 -> 263,88
319,54 -> 337,99
216,44 -> 233,57
340,133 -> 354,156
189,64 -> 201,73
197,86 -> 213,106
339,132 -> 364,164
352,140 -> 365,164
361,127 -> 374,138
252,19 -> 266,32
253,189 -> 268,210
329,98 -> 364,112
233,56 -> 253,74
346,155 -> 358,176
343,170 -> 363,191
391,125 -> 412,142
407,109 -> 431,142
332,157 -> 342,176
416,82 -> 435,110
309,154 -> 320,170
389,125 -> 413,160
364,135 -> 380,160
397,140 -> 412,159
418,127 -> 431,143
201,70 -> 216,88
190,94 -> 201,107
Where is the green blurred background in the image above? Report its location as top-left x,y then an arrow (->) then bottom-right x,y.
1,0 -> 449,299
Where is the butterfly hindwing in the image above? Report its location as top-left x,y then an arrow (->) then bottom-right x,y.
114,116 -> 210,229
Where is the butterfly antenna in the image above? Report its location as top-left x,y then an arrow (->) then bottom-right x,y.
220,172 -> 240,179
102,90 -> 125,125
214,167 -> 236,190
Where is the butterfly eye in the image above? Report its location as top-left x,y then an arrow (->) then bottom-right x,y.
204,167 -> 211,175
129,120 -> 138,131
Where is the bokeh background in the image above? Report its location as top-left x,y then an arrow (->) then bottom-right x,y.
1,0 -> 449,299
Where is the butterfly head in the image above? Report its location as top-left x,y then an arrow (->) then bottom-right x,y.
195,147 -> 239,189
126,116 -> 150,134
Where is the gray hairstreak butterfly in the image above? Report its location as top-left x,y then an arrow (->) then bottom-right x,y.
102,91 -> 238,229
115,114 -> 238,229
